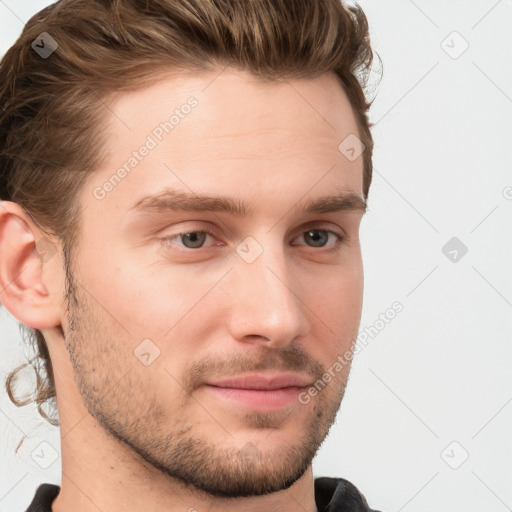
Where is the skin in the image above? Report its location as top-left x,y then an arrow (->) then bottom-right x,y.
0,67 -> 366,512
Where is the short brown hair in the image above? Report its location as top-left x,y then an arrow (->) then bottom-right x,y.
0,0 -> 379,431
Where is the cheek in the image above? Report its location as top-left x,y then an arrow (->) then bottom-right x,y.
306,266 -> 363,360
311,264 -> 363,321
88,260 -> 195,340
92,259 -> 226,373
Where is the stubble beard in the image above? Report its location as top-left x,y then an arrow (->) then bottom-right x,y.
61,257 -> 350,498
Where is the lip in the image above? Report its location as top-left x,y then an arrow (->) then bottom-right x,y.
202,373 -> 313,412
205,372 -> 313,390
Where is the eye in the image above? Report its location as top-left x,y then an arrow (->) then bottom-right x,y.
293,229 -> 343,248
162,230 -> 216,249
162,228 -> 344,249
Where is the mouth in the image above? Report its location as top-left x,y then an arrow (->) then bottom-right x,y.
202,373 -> 313,412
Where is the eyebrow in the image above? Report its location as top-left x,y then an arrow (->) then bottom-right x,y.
130,188 -> 367,216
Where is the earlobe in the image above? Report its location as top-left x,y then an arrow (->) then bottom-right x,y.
0,201 -> 62,329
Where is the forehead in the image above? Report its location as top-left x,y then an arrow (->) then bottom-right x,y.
82,68 -> 363,217
103,67 -> 360,153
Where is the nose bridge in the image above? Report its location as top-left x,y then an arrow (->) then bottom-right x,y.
227,239 -> 308,345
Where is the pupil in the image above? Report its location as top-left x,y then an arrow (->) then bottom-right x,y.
306,230 -> 327,247
183,232 -> 205,248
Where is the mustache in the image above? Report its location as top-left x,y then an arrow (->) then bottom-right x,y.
182,345 -> 325,394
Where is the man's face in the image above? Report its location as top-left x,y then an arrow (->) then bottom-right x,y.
61,68 -> 366,497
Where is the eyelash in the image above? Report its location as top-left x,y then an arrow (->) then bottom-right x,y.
160,227 -> 345,251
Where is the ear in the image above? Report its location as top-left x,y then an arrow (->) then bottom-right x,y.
0,200 -> 62,329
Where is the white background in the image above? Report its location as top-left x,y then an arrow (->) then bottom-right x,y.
1,1 -> 511,511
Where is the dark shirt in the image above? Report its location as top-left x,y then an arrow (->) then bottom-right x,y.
25,477 -> 382,511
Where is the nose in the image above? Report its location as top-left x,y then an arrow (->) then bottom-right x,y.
225,243 -> 310,349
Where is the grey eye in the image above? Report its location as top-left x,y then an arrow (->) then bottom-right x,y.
180,232 -> 207,248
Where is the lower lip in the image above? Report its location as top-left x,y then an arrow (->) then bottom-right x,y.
203,385 -> 304,412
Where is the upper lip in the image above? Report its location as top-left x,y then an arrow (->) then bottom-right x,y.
205,373 -> 313,390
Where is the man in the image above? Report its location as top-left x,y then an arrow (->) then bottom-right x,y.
0,0 -> 381,510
